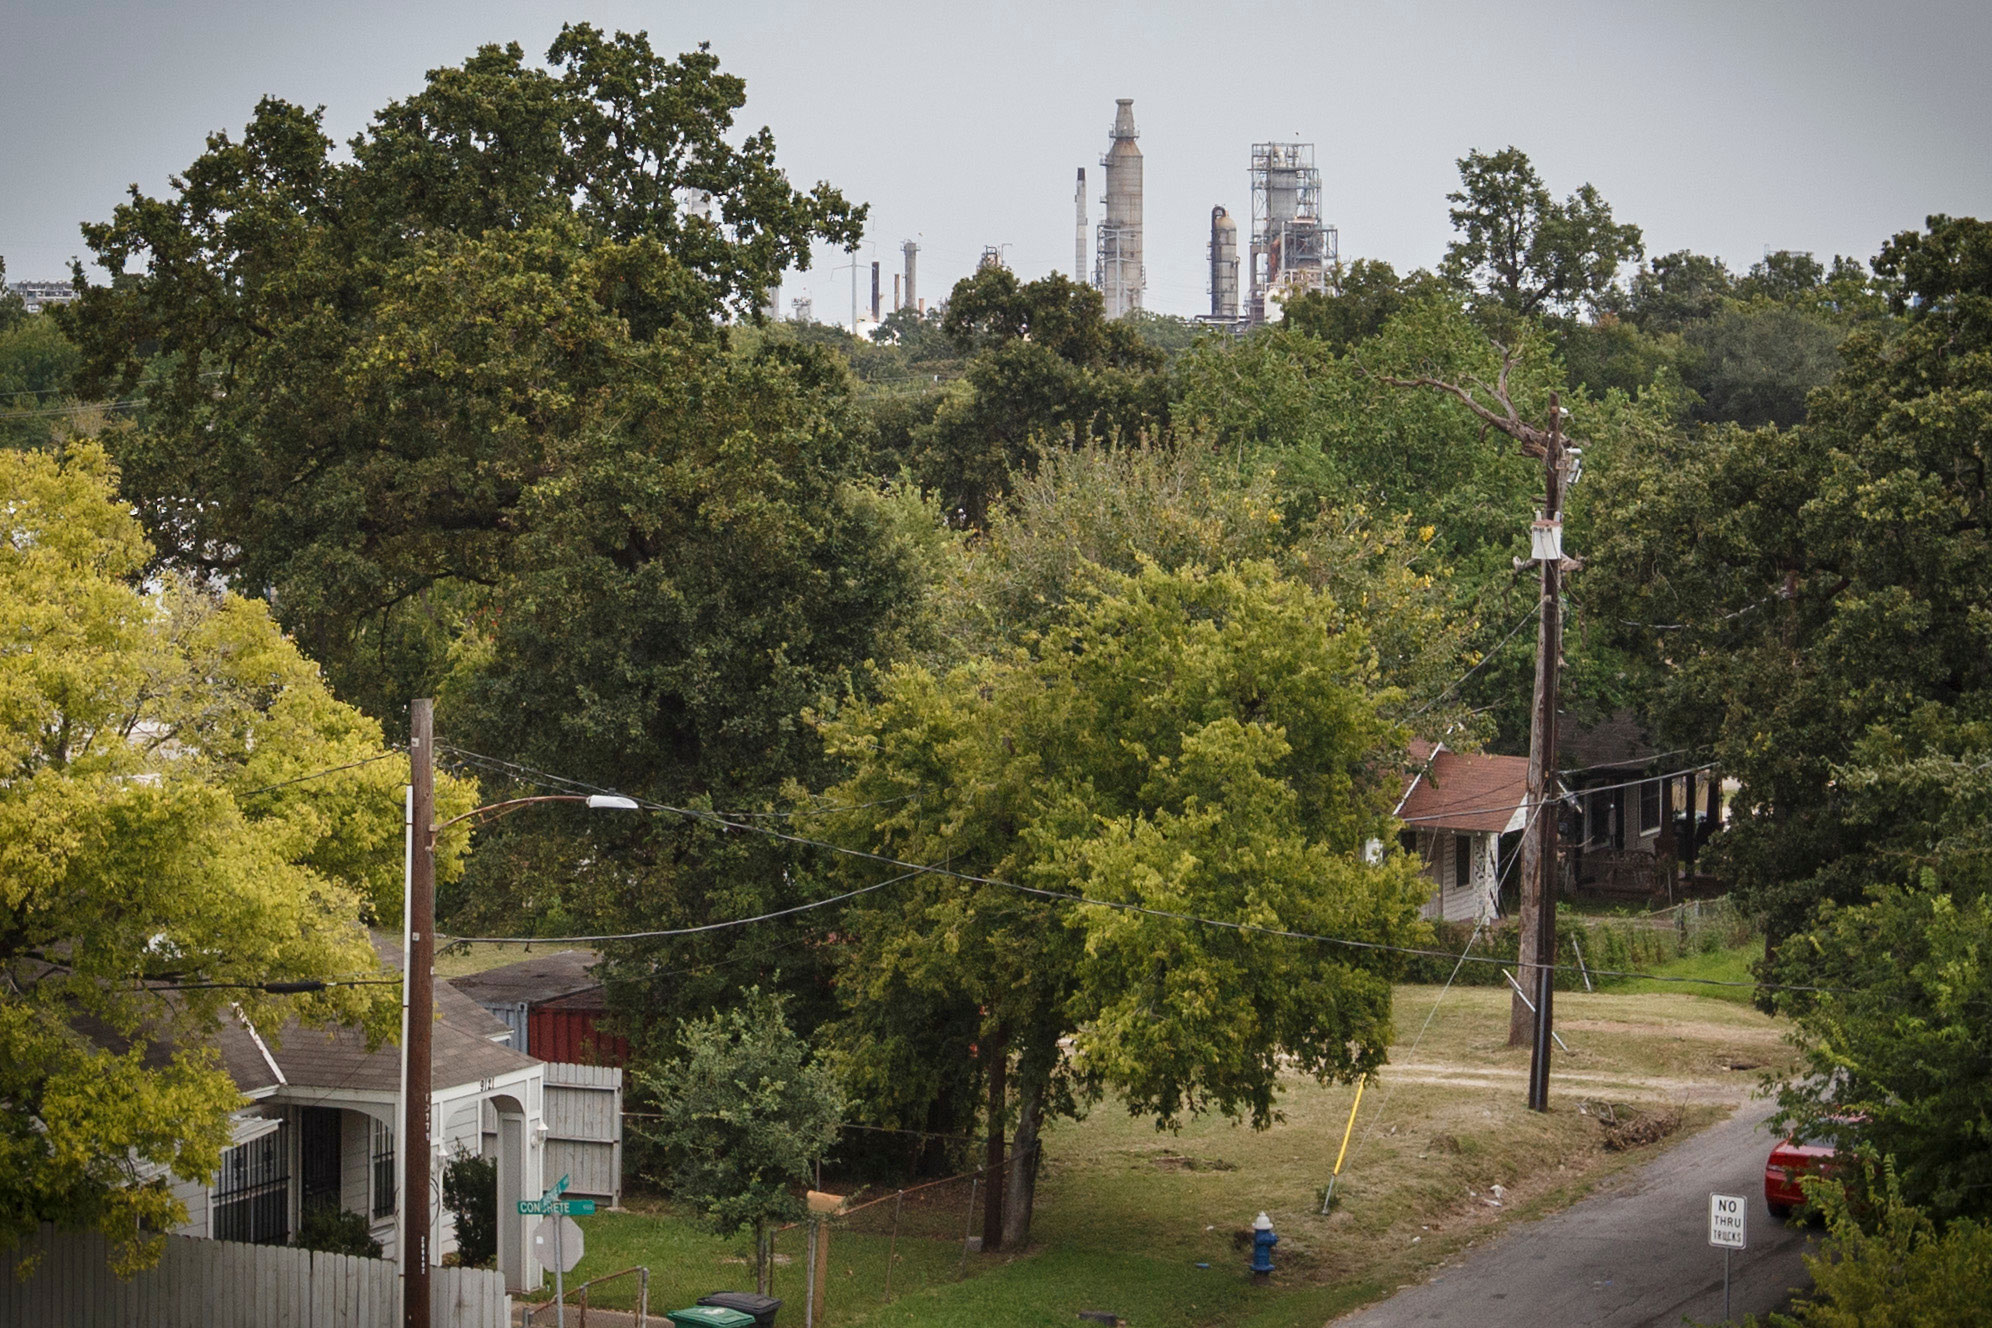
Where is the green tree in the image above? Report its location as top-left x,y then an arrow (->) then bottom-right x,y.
1746,1158 -> 1992,1328
818,561 -> 1431,1246
0,444 -> 470,1268
941,438 -> 1469,720
66,25 -> 865,716
1283,260 -> 1447,352
913,266 -> 1166,525
1441,146 -> 1643,317
0,260 -> 81,450
1582,217 -> 1992,948
633,991 -> 842,1295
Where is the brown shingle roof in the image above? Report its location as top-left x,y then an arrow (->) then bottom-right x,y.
448,950 -> 603,1009
1397,743 -> 1532,834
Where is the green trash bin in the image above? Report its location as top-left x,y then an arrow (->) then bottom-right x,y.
665,1308 -> 756,1328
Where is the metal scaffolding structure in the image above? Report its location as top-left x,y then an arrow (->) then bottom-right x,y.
1249,141 -> 1338,322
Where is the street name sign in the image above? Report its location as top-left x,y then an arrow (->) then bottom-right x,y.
1709,1192 -> 1747,1249
519,1174 -> 594,1216
517,1196 -> 595,1216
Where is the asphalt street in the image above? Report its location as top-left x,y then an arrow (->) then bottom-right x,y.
1334,1096 -> 1817,1327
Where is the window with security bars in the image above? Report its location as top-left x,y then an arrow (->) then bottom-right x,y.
372,1118 -> 396,1219
213,1125 -> 289,1245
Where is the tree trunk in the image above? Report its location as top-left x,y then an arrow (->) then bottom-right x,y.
1000,1057 -> 1050,1249
982,1032 -> 1007,1251
755,1221 -> 770,1296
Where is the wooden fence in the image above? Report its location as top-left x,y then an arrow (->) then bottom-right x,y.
544,1061 -> 623,1205
0,1224 -> 508,1327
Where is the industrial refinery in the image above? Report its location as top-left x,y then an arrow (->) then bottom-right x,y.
840,97 -> 1340,333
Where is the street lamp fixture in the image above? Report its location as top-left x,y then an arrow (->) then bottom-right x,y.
399,702 -> 640,1328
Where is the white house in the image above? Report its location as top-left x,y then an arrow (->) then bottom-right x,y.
1396,740 -> 1537,923
157,943 -> 549,1294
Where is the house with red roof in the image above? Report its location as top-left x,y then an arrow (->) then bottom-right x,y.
1395,740 -> 1544,923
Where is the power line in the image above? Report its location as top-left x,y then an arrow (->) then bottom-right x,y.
1404,603 -> 1539,720
430,745 -> 1850,996
236,750 -> 402,798
441,865 -> 930,945
1397,760 -> 1719,825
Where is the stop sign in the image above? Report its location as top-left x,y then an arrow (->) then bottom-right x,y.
532,1215 -> 585,1272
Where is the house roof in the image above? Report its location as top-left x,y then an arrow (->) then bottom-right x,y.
264,1006 -> 536,1094
1397,741 -> 1533,835
448,949 -> 603,1009
248,940 -> 535,1095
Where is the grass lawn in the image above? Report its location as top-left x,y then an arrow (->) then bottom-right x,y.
1609,942 -> 1762,1005
535,981 -> 1797,1326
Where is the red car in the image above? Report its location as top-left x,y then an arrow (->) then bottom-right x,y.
1764,1126 -> 1843,1220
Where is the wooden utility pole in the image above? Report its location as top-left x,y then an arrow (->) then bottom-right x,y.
1367,352 -> 1577,1108
1524,395 -> 1566,1113
404,700 -> 435,1328
981,1033 -> 1006,1251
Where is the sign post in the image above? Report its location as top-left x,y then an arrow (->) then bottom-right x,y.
518,1177 -> 595,1328
1708,1192 -> 1747,1320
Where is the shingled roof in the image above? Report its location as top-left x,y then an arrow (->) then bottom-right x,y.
237,940 -> 535,1094
448,949 -> 603,1009
1397,740 -> 1533,835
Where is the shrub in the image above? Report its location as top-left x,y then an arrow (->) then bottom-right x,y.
442,1153 -> 498,1269
294,1206 -> 382,1258
1745,1156 -> 1992,1328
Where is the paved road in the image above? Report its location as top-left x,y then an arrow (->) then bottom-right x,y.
1335,1097 -> 1817,1327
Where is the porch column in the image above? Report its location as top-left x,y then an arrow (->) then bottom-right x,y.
498,1112 -> 526,1291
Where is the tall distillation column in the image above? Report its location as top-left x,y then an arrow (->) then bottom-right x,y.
1094,99 -> 1144,318
901,240 -> 919,312
1074,168 -> 1088,281
1209,206 -> 1240,320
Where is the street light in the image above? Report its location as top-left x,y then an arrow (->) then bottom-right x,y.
399,701 -> 640,1328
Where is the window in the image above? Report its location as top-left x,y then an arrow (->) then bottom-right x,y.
1454,834 -> 1473,890
371,1119 -> 396,1220
214,1124 -> 290,1245
1639,779 -> 1662,835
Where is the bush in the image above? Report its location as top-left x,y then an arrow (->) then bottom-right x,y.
1744,1156 -> 1992,1328
442,1153 -> 498,1269
294,1205 -> 382,1258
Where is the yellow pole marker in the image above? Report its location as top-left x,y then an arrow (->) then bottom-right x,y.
1321,1075 -> 1368,1214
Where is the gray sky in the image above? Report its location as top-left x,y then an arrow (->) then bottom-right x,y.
6,0 -> 1989,318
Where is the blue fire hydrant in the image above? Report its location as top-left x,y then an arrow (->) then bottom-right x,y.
1250,1211 -> 1278,1280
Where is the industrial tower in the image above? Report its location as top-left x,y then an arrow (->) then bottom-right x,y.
1248,142 -> 1337,321
1094,99 -> 1145,318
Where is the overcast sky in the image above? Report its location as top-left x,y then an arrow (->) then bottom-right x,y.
5,0 -> 1989,319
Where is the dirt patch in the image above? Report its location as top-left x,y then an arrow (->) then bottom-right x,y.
1150,1154 -> 1238,1172
1557,1017 -> 1783,1043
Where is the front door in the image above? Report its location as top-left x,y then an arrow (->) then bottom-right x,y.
299,1107 -> 342,1214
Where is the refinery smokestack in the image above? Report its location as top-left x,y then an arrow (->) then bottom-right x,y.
871,261 -> 881,322
1210,206 -> 1239,320
1096,99 -> 1144,318
902,240 -> 919,313
1075,168 -> 1088,282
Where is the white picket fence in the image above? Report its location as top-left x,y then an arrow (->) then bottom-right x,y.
0,1224 -> 508,1327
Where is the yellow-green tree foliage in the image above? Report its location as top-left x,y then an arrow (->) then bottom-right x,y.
0,444 -> 472,1267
